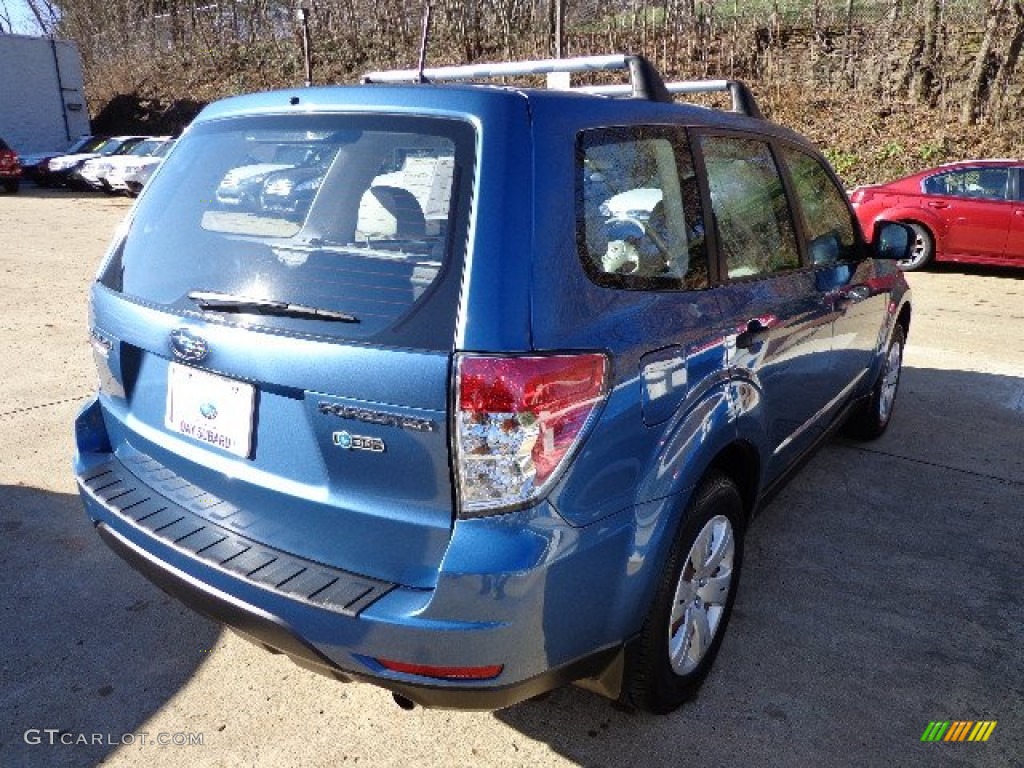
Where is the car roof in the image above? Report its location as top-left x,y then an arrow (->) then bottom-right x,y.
192,81 -> 807,146
868,158 -> 1023,189
191,53 -> 809,146
936,158 -> 1022,166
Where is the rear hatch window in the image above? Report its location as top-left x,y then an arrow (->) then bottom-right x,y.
101,113 -> 474,350
93,113 -> 475,586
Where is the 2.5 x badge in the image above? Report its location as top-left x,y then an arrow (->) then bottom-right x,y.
332,431 -> 385,453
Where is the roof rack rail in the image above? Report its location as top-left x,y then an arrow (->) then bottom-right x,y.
576,80 -> 763,119
362,53 -> 673,103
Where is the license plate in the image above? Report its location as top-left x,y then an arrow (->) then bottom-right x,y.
165,362 -> 255,458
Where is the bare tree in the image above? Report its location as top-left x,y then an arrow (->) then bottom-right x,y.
25,0 -> 59,33
990,0 -> 1024,121
961,0 -> 1009,125
910,0 -> 941,105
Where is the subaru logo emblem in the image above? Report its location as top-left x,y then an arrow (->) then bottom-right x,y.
169,328 -> 209,362
199,403 -> 218,420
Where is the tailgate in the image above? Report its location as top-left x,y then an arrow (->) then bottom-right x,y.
86,111 -> 477,589
92,290 -> 453,588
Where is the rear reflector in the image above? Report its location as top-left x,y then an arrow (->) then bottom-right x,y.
455,353 -> 608,515
376,658 -> 503,680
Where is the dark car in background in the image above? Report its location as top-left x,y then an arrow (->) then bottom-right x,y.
0,138 -> 21,193
25,135 -> 107,186
258,145 -> 365,220
213,143 -> 319,209
260,163 -> 330,220
851,159 -> 1024,270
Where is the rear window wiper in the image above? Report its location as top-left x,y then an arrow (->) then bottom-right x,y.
188,291 -> 359,323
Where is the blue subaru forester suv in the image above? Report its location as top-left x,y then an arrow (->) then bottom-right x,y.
74,54 -> 912,714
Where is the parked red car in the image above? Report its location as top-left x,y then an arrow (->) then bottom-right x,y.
850,159 -> 1024,270
0,137 -> 21,193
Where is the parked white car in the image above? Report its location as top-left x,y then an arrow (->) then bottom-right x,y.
79,137 -> 172,192
48,136 -> 148,188
104,138 -> 174,195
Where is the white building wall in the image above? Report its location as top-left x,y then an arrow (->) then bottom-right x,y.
0,34 -> 90,154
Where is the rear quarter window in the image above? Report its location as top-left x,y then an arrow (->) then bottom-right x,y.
576,126 -> 709,291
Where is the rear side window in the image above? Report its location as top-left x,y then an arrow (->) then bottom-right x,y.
576,126 -> 709,291
700,135 -> 800,279
780,146 -> 859,265
923,167 -> 1010,201
101,114 -> 474,349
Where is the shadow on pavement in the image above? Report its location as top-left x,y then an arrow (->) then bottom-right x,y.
0,484 -> 219,768
929,262 -> 1024,280
494,366 -> 1023,767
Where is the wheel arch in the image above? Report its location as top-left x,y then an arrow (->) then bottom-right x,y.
705,440 -> 760,523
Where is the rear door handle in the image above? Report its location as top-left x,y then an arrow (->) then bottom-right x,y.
927,201 -> 950,209
736,319 -> 770,350
828,285 -> 870,308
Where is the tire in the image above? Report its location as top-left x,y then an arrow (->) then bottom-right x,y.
844,324 -> 905,440
624,472 -> 745,714
2,180 -> 17,193
897,222 -> 933,271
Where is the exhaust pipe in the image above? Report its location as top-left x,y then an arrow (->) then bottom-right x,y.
392,692 -> 416,710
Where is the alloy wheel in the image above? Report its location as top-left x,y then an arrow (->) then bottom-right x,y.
668,514 -> 735,676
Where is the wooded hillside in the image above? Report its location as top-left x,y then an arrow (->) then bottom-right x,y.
9,0 -> 1024,185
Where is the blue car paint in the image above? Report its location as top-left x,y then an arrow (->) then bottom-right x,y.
74,75 -> 911,709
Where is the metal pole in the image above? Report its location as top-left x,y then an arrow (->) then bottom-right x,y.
296,4 -> 312,87
49,37 -> 71,142
416,3 -> 432,82
555,0 -> 564,59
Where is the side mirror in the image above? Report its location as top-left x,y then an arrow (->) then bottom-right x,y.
873,221 -> 914,261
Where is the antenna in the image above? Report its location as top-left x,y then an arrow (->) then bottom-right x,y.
416,3 -> 432,83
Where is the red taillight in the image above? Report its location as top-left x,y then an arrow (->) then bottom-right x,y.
377,658 -> 503,680
849,186 -> 880,207
456,353 -> 607,515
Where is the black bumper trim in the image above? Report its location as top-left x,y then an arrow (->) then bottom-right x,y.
79,449 -> 394,617
97,523 -> 344,671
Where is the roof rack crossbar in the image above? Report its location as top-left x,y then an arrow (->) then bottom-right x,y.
362,53 -> 673,103
575,80 -> 763,119
364,53 -> 631,83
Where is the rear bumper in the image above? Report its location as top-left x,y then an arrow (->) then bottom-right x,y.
74,400 -> 640,710
94,518 -> 618,709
